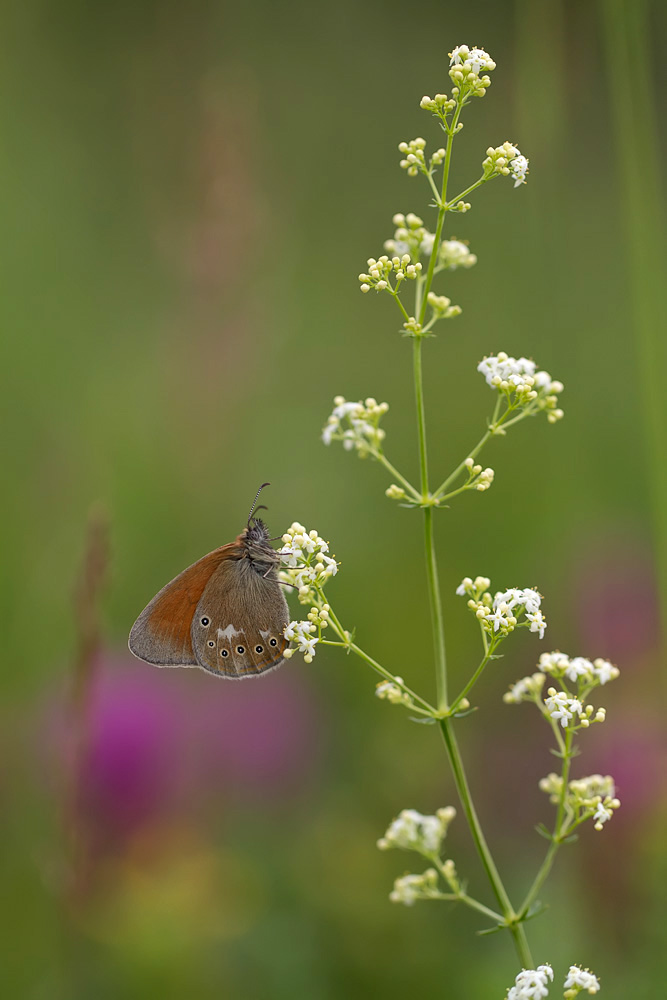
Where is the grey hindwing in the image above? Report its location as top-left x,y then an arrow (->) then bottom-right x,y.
190,559 -> 289,678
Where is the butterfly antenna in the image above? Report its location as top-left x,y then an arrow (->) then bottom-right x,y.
248,482 -> 270,525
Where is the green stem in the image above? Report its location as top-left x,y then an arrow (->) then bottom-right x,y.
412,107 -> 465,708
449,646 -> 494,714
431,858 -> 503,923
444,174 -> 487,208
417,122 -> 459,325
518,728 -> 573,918
439,720 -> 533,968
348,640 -> 436,714
437,482 -> 474,505
413,337 -> 429,497
390,290 -> 412,323
433,397 -> 502,498
424,506 -> 448,710
495,408 -> 534,431
369,448 -> 421,500
426,169 -> 444,206
318,594 -> 436,714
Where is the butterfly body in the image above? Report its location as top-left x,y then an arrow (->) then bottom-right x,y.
129,517 -> 289,679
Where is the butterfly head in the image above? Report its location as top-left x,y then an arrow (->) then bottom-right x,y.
241,516 -> 279,573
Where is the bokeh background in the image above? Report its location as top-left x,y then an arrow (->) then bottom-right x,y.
3,1 -> 666,997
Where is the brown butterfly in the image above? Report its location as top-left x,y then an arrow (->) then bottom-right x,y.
128,484 -> 289,679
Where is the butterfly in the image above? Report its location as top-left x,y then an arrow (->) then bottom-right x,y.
128,484 -> 289,679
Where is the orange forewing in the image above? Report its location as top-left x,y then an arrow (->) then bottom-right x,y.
128,541 -> 241,667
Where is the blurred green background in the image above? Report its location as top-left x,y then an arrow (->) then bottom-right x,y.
3,0 -> 665,997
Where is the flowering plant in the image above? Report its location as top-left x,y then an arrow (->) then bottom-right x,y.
279,43 -> 616,997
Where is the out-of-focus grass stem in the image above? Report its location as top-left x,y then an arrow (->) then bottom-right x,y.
601,0 -> 667,655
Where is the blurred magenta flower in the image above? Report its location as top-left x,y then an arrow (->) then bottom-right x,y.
585,710 -> 666,827
574,533 -> 659,664
45,651 -> 322,857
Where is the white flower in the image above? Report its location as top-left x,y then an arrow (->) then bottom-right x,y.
563,965 -> 600,995
439,239 -> 477,270
375,676 -> 411,707
477,352 -> 564,420
510,153 -> 529,187
593,801 -> 614,830
540,774 -> 620,830
569,775 -> 616,802
564,656 -> 593,683
420,232 -> 435,255
506,964 -> 553,1000
377,807 -> 456,855
278,523 -> 339,605
494,588 -> 544,622
539,653 -> 619,688
538,773 -> 563,802
389,869 -> 439,906
384,213 -> 437,262
487,607 -> 512,632
478,352 -> 536,388
504,672 -> 546,704
321,395 -> 389,456
482,142 -> 529,187
461,577 -> 547,640
283,620 -> 320,662
468,47 -> 495,74
449,43 -> 496,74
592,658 -> 619,684
538,651 -> 570,673
526,610 -> 546,639
455,575 -> 490,598
544,689 -> 577,728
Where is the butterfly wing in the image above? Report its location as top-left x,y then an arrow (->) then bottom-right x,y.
191,559 -> 289,678
128,543 -> 238,667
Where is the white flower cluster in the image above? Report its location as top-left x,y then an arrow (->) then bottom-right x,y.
482,141 -> 530,187
377,806 -> 456,856
375,676 -> 411,706
506,964 -> 601,999
457,578 -> 546,640
463,456 -> 494,492
385,484 -> 407,500
321,396 -> 389,456
503,671 -> 546,704
448,44 -> 496,99
510,154 -> 529,187
403,316 -> 423,336
538,652 -> 620,688
539,772 -> 620,832
506,964 -> 553,1000
440,239 -> 477,269
397,137 -> 447,177
544,688 -> 606,729
359,252 -> 422,293
426,291 -> 462,321
283,604 -> 331,663
455,575 -> 491,600
278,523 -> 338,605
389,868 -> 440,906
382,224 -> 476,275
478,352 -> 564,422
419,92 -> 457,120
283,620 -> 319,662
564,966 -> 601,997
384,212 -> 435,260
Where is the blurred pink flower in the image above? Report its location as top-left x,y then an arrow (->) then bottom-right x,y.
45,651 -> 323,856
584,711 -> 666,828
573,534 -> 659,664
